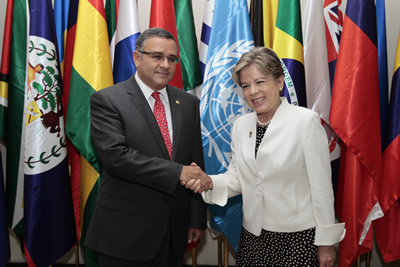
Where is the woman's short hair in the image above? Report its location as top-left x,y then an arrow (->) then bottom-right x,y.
232,47 -> 284,86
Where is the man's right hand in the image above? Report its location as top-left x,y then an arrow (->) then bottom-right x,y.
180,163 -> 213,193
179,163 -> 204,183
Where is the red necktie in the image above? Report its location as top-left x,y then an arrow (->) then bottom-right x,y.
152,92 -> 172,159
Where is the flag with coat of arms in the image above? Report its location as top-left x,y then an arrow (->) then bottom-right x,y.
3,0 -> 76,266
24,0 -> 76,265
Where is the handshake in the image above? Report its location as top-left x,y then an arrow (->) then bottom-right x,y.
180,162 -> 213,193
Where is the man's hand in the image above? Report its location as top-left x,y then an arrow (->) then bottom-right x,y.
180,163 -> 213,193
318,246 -> 336,267
179,163 -> 205,183
187,228 -> 203,245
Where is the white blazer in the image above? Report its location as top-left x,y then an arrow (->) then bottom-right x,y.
203,99 -> 345,246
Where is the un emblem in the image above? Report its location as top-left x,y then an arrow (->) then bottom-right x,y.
200,40 -> 254,173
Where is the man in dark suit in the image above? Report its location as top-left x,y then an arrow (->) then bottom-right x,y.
85,28 -> 207,267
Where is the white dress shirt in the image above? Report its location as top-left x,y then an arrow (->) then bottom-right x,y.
135,73 -> 173,143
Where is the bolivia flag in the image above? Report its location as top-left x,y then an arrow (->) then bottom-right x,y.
65,0 -> 113,266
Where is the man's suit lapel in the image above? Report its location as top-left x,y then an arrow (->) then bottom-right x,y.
167,86 -> 182,161
126,76 -> 171,159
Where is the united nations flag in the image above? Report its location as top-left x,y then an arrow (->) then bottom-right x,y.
199,0 -> 254,251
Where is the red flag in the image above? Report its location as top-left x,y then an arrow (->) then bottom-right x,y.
329,0 -> 382,266
0,0 -> 13,140
374,33 -> 400,263
149,0 -> 183,89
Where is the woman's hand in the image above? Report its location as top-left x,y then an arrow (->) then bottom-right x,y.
318,246 -> 336,267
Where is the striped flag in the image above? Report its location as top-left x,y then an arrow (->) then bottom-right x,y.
190,0 -> 214,99
375,32 -> 400,263
113,0 -> 140,83
105,0 -> 118,64
250,0 -> 263,47
54,0 -> 70,75
323,0 -> 343,194
175,0 -> 202,92
5,0 -> 29,258
301,0 -> 341,195
200,0 -> 254,251
0,5 -> 13,263
302,0 -> 331,123
262,0 -> 278,49
198,0 -> 214,79
329,0 -> 383,265
56,0 -> 82,242
65,0 -> 113,266
273,0 -> 306,107
149,0 -> 183,89
0,0 -> 13,141
23,0 -> 76,265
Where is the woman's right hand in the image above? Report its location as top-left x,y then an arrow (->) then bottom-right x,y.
318,246 -> 336,267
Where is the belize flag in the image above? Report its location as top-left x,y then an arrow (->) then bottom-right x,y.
24,0 -> 76,265
200,0 -> 254,251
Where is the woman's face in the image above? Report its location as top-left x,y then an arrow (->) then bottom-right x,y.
240,64 -> 283,121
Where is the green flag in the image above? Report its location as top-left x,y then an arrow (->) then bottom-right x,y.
5,0 -> 28,242
175,0 -> 202,92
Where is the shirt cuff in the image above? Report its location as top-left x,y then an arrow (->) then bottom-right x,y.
202,175 -> 228,207
314,223 -> 346,246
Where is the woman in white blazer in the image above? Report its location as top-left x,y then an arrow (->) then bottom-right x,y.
186,47 -> 345,266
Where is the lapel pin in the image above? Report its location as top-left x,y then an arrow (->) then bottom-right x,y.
176,100 -> 180,105
249,131 -> 252,138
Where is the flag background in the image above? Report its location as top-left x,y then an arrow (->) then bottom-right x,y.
1,0 -> 400,266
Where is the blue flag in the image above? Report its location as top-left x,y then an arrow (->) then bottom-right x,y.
24,0 -> 76,265
113,0 -> 140,83
375,33 -> 400,262
54,0 -> 70,68
0,153 -> 10,267
200,0 -> 254,251
376,0 -> 389,148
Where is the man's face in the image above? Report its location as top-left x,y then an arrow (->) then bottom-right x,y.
134,37 -> 178,91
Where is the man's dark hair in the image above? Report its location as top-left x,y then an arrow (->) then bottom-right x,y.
136,28 -> 176,51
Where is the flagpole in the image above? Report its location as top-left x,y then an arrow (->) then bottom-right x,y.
191,247 -> 197,267
218,235 -> 222,267
224,236 -> 229,267
75,244 -> 79,267
366,252 -> 371,267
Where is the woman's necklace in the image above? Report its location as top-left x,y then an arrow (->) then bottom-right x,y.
257,119 -> 271,127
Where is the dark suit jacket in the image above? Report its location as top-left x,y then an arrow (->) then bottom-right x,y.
85,76 -> 206,261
